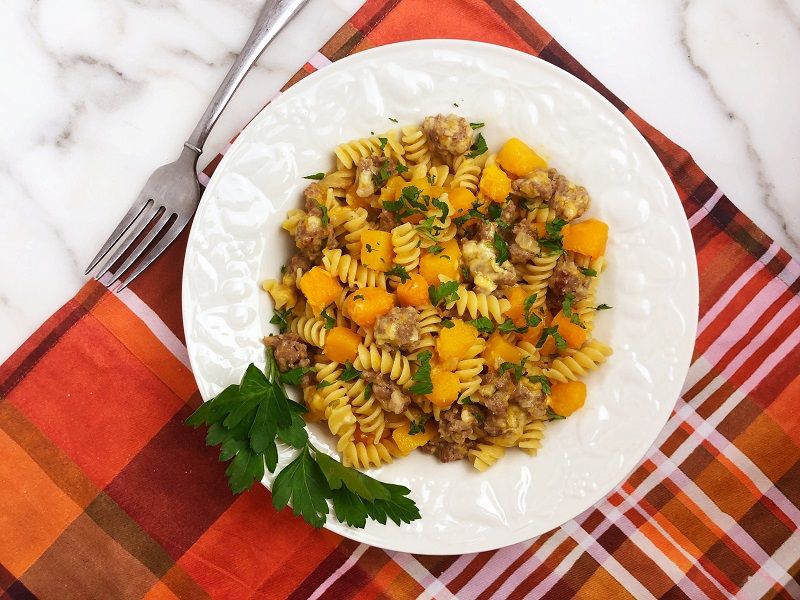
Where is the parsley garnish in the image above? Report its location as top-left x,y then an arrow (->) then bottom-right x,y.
493,232 -> 510,264
408,414 -> 429,435
365,243 -> 373,253
321,307 -> 336,330
317,380 -> 334,389
536,326 -> 567,350
459,396 -> 474,405
431,197 -> 449,222
313,200 -> 330,227
472,410 -> 485,424
409,351 -> 434,395
596,304 -> 613,311
388,117 -> 398,123
579,267 -> 597,277
523,294 -> 542,328
466,133 -> 488,158
303,173 -> 325,180
441,318 -> 455,329
378,137 -> 388,150
186,351 -> 419,528
487,203 -> 502,222
270,309 -> 292,334
528,375 -> 552,395
395,163 -> 408,174
428,280 -> 460,306
562,293 -> 584,327
353,294 -> 365,301
546,406 -> 566,421
460,265 -> 471,281
467,316 -> 494,334
499,358 -> 527,382
453,102 -> 459,107
429,244 -> 444,255
371,164 -> 392,189
341,362 -> 361,382
469,122 -> 484,130
426,173 -> 436,185
280,366 -> 315,386
386,265 -> 411,282
498,318 -> 526,333
539,219 -> 567,255
364,383 -> 373,401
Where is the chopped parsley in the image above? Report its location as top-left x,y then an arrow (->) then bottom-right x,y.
280,366 -> 315,386
270,308 -> 292,334
365,243 -> 373,253
596,304 -> 613,311
487,203 -> 502,221
428,244 -> 444,255
312,200 -> 330,227
459,396 -> 474,405
364,383 -> 373,401
378,137 -> 388,150
528,375 -> 552,395
353,294 -> 365,301
472,410 -> 485,424
428,280 -> 460,307
453,102 -> 459,107
317,380 -> 334,389
396,162 -> 409,174
536,326 -> 567,351
467,316 -> 494,334
469,122 -> 484,130
499,358 -> 527,382
498,318 -> 526,334
441,318 -> 455,329
321,307 -> 336,330
426,173 -> 436,185
466,132 -> 488,158
386,265 -> 411,282
341,362 -> 362,382
371,163 -> 392,189
409,351 -> 433,395
493,232 -> 510,264
408,414 -> 429,435
303,173 -> 325,180
546,406 -> 566,421
562,293 -> 584,327
388,117 -> 398,123
579,267 -> 597,277
523,294 -> 542,328
539,219 -> 567,255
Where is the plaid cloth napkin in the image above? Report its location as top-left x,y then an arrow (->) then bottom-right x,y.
2,1 -> 799,598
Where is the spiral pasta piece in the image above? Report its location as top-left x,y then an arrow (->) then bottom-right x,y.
401,125 -> 431,168
468,442 -> 505,471
525,206 -> 557,224
519,419 -> 546,456
341,439 -> 401,469
390,223 -> 421,272
343,207 -> 370,255
451,156 -> 481,192
353,344 -> 413,386
570,255 -> 607,331
544,339 -> 613,383
289,315 -> 328,348
282,208 -> 306,235
428,165 -> 450,186
521,252 -> 560,310
321,169 -> 355,192
322,248 -> 387,289
455,358 -> 485,398
352,385 -> 387,443
448,286 -> 511,322
262,279 -> 297,310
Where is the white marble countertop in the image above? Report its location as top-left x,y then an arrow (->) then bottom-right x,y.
1,0 -> 798,362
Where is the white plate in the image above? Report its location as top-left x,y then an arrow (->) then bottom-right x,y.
182,40 -> 698,555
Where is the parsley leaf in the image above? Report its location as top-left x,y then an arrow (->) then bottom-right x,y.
471,410 -> 485,424
539,219 -> 567,255
341,362 -> 361,382
431,197 -> 449,222
280,366 -> 315,386
408,414 -> 429,435
364,383 -> 373,401
562,292 -> 585,327
469,122 -> 484,130
467,316 -> 494,334
317,380 -> 334,389
528,375 -> 552,395
271,446 -> 330,528
269,309 -> 292,334
579,267 -> 597,277
523,294 -> 542,328
409,351 -> 433,395
303,173 -> 325,180
459,396 -> 474,405
466,132 -> 488,158
388,117 -> 398,123
440,318 -> 455,329
386,265 -> 411,282
536,326 -> 567,350
321,307 -> 336,330
493,232 -> 510,264
395,163 -> 408,174
546,406 -> 566,421
371,164 -> 392,189
487,203 -> 502,222
429,244 -> 444,255
498,358 -> 527,382
378,137 -> 388,150
498,318 -> 526,333
596,304 -> 613,311
313,200 -> 330,227
428,280 -> 460,306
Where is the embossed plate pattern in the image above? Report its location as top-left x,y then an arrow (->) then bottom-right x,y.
182,40 -> 699,554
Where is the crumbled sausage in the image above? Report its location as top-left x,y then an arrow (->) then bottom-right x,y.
549,253 -> 592,304
512,168 -> 554,202
421,438 -> 476,462
437,405 -> 482,445
462,240 -> 517,294
508,221 -> 541,265
264,333 -> 310,372
485,405 -> 526,444
500,200 -> 518,226
376,209 -> 399,232
476,371 -> 514,417
422,114 -> 473,159
355,155 -> 395,198
374,307 -> 421,351
363,372 -> 411,414
294,214 -> 336,261
474,220 -> 497,242
287,254 -> 312,276
550,172 -> 590,221
511,381 -> 547,421
304,183 -> 325,213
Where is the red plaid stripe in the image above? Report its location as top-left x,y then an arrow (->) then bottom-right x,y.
1,0 -> 798,598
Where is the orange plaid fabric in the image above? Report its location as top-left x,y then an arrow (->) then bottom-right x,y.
2,1 -> 799,598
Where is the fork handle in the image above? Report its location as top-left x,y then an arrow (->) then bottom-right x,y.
184,0 -> 311,154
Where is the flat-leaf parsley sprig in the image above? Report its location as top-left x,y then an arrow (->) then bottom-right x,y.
186,348 -> 420,529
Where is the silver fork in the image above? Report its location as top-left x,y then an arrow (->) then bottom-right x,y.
85,0 -> 310,291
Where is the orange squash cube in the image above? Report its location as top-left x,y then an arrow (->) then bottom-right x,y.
419,239 -> 461,286
324,327 -> 363,363
496,137 -> 547,178
550,310 -> 588,350
360,229 -> 394,272
392,419 -> 437,454
436,318 -> 479,361
426,371 -> 461,408
478,165 -> 512,203
562,219 -> 608,259
299,267 -> 342,314
396,273 -> 430,307
344,287 -> 395,328
448,187 -> 477,218
549,381 -> 587,417
482,332 -> 523,370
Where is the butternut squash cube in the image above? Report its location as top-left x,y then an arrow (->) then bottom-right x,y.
324,327 -> 363,363
344,287 -> 395,328
549,381 -> 587,417
482,332 -> 523,370
299,267 -> 342,314
562,219 -> 608,259
496,137 -> 547,178
360,229 -> 394,272
478,165 -> 512,203
419,239 -> 461,285
436,318 -> 479,361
